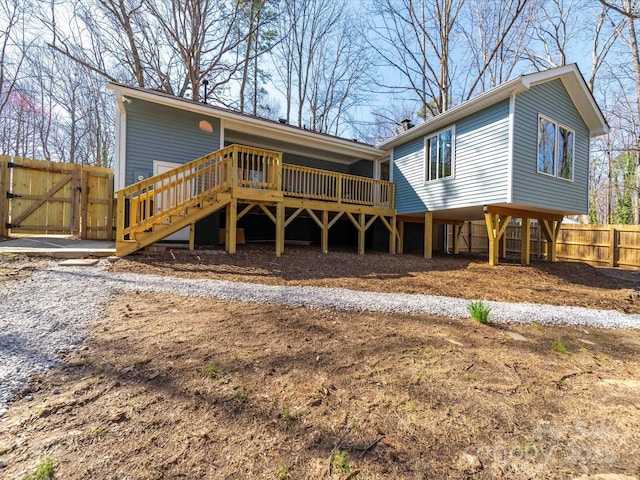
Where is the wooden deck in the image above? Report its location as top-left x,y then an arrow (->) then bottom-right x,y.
115,144 -> 396,257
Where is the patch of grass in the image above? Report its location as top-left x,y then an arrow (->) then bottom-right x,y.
348,417 -> 360,430
282,404 -> 294,423
532,321 -> 542,330
467,301 -> 491,324
202,364 -> 222,378
552,339 -> 569,355
233,387 -> 248,402
277,463 -> 289,479
92,426 -> 101,436
29,456 -> 54,480
522,442 -> 536,456
332,449 -> 352,473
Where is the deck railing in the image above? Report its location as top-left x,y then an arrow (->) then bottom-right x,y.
282,164 -> 394,208
115,144 -> 394,243
115,144 -> 282,241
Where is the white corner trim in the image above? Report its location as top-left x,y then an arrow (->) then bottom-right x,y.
507,93 -> 515,203
389,149 -> 394,182
373,159 -> 381,180
219,118 -> 225,149
114,93 -> 127,191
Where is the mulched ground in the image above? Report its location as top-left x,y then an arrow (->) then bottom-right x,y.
109,245 -> 640,314
1,249 -> 639,479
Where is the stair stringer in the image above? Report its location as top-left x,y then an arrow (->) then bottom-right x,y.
116,193 -> 231,257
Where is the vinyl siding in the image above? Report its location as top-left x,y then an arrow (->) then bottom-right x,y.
512,79 -> 589,213
125,99 -> 221,186
392,100 -> 510,214
349,159 -> 374,178
283,153 -> 350,173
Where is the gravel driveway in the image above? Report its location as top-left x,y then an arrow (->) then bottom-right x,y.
2,262 -> 639,410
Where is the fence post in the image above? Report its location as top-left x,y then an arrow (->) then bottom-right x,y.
0,156 -> 10,237
609,225 -> 617,268
79,168 -> 89,239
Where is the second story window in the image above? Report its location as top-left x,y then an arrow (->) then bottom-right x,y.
537,115 -> 574,181
425,127 -> 454,182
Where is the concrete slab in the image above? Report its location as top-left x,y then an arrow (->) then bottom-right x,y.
58,259 -> 100,267
622,337 -> 640,347
0,236 -> 116,258
506,331 -> 529,342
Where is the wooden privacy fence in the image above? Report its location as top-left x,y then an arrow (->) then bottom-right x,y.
0,156 -> 114,240
450,221 -> 640,269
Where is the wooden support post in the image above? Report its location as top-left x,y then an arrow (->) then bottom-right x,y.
321,209 -> 329,253
358,212 -> 365,255
276,202 -> 284,257
500,225 -> 507,259
116,193 -> 125,243
540,219 -> 562,262
225,198 -> 237,254
0,156 -> 10,237
397,220 -> 404,254
189,222 -> 196,251
484,213 -> 512,266
453,224 -> 461,254
389,216 -> 396,254
424,211 -> 433,259
485,213 -> 499,266
521,217 -> 530,265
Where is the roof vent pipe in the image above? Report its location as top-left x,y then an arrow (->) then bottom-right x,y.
395,118 -> 414,135
202,79 -> 209,104
399,118 -> 413,131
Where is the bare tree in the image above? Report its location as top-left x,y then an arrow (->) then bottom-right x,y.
0,0 -> 26,130
597,0 -> 640,223
237,0 -> 279,114
270,0 -> 369,134
368,0 -> 466,117
461,0 -> 533,98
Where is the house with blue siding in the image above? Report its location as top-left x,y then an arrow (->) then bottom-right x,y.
108,64 -> 607,264
378,64 -> 607,265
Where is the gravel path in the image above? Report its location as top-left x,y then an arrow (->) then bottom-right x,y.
2,263 -> 639,410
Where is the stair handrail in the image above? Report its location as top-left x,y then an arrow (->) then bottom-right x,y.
115,144 -> 282,243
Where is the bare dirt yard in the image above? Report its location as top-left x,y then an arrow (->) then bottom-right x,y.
1,246 -> 640,479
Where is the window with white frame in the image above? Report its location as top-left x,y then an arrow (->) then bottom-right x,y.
537,115 -> 574,181
425,127 -> 454,182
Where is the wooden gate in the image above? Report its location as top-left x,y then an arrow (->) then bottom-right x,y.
0,156 -> 114,240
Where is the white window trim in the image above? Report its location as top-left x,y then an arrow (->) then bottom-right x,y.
424,125 -> 456,184
537,114 -> 575,183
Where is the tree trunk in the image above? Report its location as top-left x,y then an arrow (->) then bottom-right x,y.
623,0 -> 640,224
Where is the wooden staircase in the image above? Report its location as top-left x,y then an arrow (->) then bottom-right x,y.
115,145 -> 282,256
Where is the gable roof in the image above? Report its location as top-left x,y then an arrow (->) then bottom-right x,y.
377,64 -> 609,150
106,82 -> 384,162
